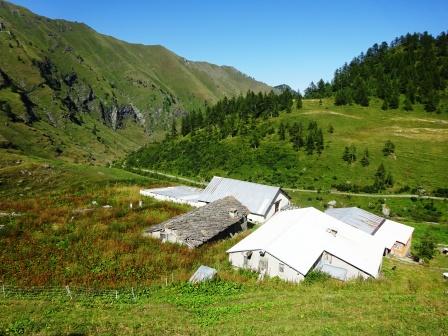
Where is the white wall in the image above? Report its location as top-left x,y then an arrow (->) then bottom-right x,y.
248,191 -> 291,224
314,251 -> 373,280
264,191 -> 290,222
229,250 -> 304,283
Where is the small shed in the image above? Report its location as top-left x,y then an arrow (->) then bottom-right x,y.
144,196 -> 249,248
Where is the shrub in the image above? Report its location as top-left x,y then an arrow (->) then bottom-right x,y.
413,234 -> 437,262
303,271 -> 330,284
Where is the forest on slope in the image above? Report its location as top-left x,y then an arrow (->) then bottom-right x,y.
304,32 -> 448,112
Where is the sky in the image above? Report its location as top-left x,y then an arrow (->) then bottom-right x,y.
8,0 -> 448,92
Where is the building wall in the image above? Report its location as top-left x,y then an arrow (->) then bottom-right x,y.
314,251 -> 373,280
263,192 -> 290,222
147,217 -> 248,248
228,250 -> 304,283
247,191 -> 291,224
390,238 -> 412,257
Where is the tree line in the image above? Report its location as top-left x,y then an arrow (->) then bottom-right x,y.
179,89 -> 302,138
304,32 -> 448,112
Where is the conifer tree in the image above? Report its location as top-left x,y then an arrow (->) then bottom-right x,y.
361,148 -> 370,166
278,122 -> 286,141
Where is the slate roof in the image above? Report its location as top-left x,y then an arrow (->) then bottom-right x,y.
145,196 -> 249,248
198,176 -> 287,216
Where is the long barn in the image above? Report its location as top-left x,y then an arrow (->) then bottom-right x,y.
227,207 -> 385,282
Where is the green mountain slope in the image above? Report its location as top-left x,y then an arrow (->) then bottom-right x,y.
127,97 -> 448,200
0,0 -> 270,163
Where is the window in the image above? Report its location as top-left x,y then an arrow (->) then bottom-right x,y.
274,201 -> 281,213
279,263 -> 285,273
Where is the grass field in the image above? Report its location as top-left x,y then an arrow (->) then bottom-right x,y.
1,149 -> 448,335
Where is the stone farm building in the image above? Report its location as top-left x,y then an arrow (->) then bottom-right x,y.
144,196 -> 249,248
227,207 -> 385,283
140,176 -> 290,223
325,207 -> 414,257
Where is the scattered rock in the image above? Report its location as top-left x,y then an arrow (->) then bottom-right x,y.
72,208 -> 94,215
189,265 -> 217,284
102,205 -> 112,209
91,200 -> 98,205
382,204 -> 390,217
327,200 -> 337,208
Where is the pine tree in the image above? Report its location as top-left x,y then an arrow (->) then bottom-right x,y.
305,133 -> 315,155
361,148 -> 370,166
403,96 -> 413,111
342,146 -> 351,163
353,77 -> 369,106
278,122 -> 286,141
374,163 -> 387,190
316,129 -> 324,154
349,144 -> 357,163
296,94 -> 303,109
383,140 -> 395,156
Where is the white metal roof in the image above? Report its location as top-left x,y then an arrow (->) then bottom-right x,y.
325,207 -> 414,250
227,207 -> 385,278
373,219 -> 414,249
325,207 -> 385,235
140,186 -> 203,201
198,176 -> 285,216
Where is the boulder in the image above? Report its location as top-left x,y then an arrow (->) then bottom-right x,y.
189,265 -> 217,284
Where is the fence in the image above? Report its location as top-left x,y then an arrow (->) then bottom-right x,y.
0,285 -> 148,302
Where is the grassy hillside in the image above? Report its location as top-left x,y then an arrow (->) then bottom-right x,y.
127,97 -> 448,197
0,0 -> 271,163
1,149 -> 447,335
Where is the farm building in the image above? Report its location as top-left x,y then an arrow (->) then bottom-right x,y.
197,176 -> 290,223
140,186 -> 203,207
325,207 -> 414,257
227,207 -> 385,283
140,176 -> 290,223
144,196 -> 249,248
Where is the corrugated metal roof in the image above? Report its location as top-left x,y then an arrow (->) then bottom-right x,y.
198,176 -> 282,216
227,207 -> 385,278
141,186 -> 203,201
325,207 -> 414,250
325,207 -> 385,235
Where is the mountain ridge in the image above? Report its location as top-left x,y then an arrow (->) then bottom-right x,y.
0,0 -> 271,163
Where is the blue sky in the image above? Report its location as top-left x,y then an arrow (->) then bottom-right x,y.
9,0 -> 448,91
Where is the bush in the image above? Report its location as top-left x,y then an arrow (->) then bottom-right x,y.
303,270 -> 330,284
413,234 -> 437,262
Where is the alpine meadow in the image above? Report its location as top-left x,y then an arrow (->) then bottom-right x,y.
1,1 -> 448,335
